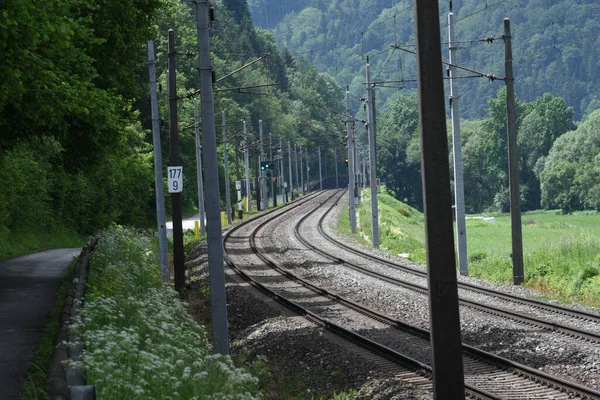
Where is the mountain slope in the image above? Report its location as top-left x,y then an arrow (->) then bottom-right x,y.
249,0 -> 600,120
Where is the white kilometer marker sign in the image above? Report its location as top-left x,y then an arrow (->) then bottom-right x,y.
167,166 -> 183,193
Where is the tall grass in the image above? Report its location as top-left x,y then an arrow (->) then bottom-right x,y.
341,191 -> 600,307
0,225 -> 83,261
73,226 -> 262,399
357,190 -> 426,263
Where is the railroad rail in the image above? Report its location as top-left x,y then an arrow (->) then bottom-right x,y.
303,190 -> 600,344
223,189 -> 600,399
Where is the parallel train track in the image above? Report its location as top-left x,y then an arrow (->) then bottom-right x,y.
300,190 -> 600,344
314,190 -> 600,343
223,189 -> 600,399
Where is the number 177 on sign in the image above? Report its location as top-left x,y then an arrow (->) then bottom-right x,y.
168,166 -> 183,193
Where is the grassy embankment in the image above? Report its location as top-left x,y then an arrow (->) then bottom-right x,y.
0,226 -> 84,262
340,190 -> 600,308
70,226 -> 263,399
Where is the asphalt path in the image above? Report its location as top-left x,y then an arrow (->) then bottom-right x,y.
0,248 -> 80,399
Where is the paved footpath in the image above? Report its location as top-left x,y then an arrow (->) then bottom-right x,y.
0,248 -> 80,399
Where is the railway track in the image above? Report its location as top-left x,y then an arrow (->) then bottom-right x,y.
223,189 -> 600,399
299,190 -> 600,344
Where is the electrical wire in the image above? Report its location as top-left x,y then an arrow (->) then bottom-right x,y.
373,47 -> 397,81
392,45 -> 504,81
455,0 -> 511,24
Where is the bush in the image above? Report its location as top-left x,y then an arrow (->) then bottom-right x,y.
468,251 -> 488,263
77,227 -> 262,399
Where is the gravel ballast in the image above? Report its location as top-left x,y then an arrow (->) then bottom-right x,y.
186,191 -> 600,397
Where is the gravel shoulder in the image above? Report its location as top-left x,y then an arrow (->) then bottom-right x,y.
186,237 -> 432,399
186,191 -> 600,398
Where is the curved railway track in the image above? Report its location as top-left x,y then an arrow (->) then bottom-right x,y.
223,189 -> 600,399
318,190 -> 600,334
298,190 -> 600,344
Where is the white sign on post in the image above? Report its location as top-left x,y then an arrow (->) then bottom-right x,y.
235,180 -> 242,191
168,166 -> 183,193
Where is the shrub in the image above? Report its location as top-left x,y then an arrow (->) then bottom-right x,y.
468,251 -> 487,263
77,227 -> 262,399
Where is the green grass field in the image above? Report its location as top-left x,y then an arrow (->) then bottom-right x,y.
341,190 -> 600,308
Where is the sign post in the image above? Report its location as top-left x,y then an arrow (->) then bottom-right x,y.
167,166 -> 183,193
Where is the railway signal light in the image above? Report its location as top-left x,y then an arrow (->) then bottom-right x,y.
261,161 -> 273,170
345,157 -> 349,166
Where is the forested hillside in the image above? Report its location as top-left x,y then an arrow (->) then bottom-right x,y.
249,0 -> 600,120
248,0 -> 600,215
0,0 -> 345,257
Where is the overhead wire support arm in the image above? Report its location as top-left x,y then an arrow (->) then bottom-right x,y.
366,75 -> 488,86
213,83 -> 279,93
215,52 -> 272,84
391,44 -> 505,81
182,82 -> 278,100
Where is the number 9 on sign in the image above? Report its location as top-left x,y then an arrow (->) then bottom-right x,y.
168,166 -> 183,193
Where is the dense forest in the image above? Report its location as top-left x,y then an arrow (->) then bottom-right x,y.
0,0 -> 345,253
248,0 -> 600,120
3,0 -> 600,254
248,0 -> 600,214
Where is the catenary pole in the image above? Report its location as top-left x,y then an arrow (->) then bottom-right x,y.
280,137 -> 286,202
346,87 -> 356,233
449,11 -> 468,276
260,120 -> 268,210
168,30 -> 185,292
365,58 -> 380,247
353,126 -> 360,205
300,146 -> 305,195
288,141 -> 294,200
305,148 -> 310,193
222,112 -> 232,224
318,146 -> 323,190
504,18 -> 524,285
234,137 -> 242,219
195,0 -> 229,355
147,40 -> 170,280
362,147 -> 367,189
270,132 -> 276,207
295,144 -> 300,196
414,0 -> 465,397
255,149 -> 261,210
243,121 -> 252,211
334,148 -> 339,188
194,98 -> 206,236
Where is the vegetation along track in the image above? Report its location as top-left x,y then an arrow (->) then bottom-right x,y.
223,189 -> 600,399
308,190 -> 600,344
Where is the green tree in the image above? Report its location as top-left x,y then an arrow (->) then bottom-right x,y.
377,91 -> 422,209
518,93 -> 575,209
540,110 -> 600,212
